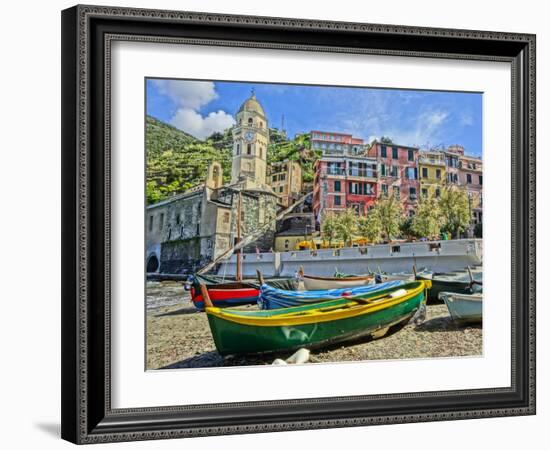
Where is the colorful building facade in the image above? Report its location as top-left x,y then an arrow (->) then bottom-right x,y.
458,153 -> 483,225
418,149 -> 446,199
267,159 -> 302,207
310,130 -> 366,156
312,155 -> 378,219
367,141 -> 420,216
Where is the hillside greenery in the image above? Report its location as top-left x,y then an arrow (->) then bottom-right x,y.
146,115 -> 318,204
146,116 -> 232,204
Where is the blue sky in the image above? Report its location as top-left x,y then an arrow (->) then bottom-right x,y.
146,79 -> 482,156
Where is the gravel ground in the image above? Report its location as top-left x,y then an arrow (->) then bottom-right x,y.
146,281 -> 482,370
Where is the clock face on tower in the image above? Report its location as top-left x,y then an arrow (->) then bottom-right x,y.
244,131 -> 254,142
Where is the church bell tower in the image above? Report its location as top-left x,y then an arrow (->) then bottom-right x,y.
231,90 -> 269,188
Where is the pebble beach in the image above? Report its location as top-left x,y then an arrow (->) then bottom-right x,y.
146,281 -> 483,370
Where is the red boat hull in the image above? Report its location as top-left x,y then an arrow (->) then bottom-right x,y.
190,286 -> 260,310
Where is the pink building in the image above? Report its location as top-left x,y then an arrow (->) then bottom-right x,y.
458,153 -> 483,225
313,155 -> 378,221
366,141 -> 420,216
310,130 -> 366,156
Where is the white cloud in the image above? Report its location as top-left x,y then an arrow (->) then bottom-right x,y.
152,79 -> 218,109
386,109 -> 450,148
152,79 -> 235,139
170,108 -> 235,140
460,113 -> 474,126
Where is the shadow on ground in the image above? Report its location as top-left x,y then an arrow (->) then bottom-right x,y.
160,351 -> 284,369
414,315 -> 482,333
155,306 -> 198,317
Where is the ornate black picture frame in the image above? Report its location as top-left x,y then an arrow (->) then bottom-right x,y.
61,4 -> 536,444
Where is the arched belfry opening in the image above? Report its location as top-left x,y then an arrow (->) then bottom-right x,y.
206,161 -> 223,189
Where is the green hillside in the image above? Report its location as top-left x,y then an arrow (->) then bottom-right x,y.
146,116 -> 232,204
146,116 -> 318,204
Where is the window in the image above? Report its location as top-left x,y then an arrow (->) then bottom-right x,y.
406,167 -> 416,179
436,169 -> 441,179
422,167 -> 428,178
334,180 -> 341,192
334,195 -> 341,206
248,117 -> 253,125
381,184 -> 388,196
223,212 -> 230,223
159,213 -> 164,231
392,147 -> 398,159
272,175 -> 277,182
435,188 -> 441,198
259,121 -> 263,128
408,149 -> 414,161
236,143 -> 240,155
259,147 -> 263,159
175,213 -> 180,225
247,143 -> 252,155
391,166 -> 398,177
280,173 -> 286,181
393,186 -> 400,198
409,187 -> 417,199
380,145 -> 387,158
479,175 -> 483,185
467,174 -> 472,184
279,186 -> 284,193
364,183 -> 373,195
284,239 -> 290,250
422,188 -> 428,197
148,215 -> 153,232
380,163 -> 386,176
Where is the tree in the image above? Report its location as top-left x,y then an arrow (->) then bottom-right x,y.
371,194 -> 403,241
380,136 -> 394,144
411,190 -> 444,239
439,186 -> 471,238
399,216 -> 417,240
321,212 -> 339,246
358,210 -> 382,244
336,208 -> 358,247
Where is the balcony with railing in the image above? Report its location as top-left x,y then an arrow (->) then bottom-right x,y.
347,168 -> 378,178
419,156 -> 446,166
319,167 -> 346,176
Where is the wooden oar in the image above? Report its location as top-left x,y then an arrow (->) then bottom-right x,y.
199,283 -> 214,308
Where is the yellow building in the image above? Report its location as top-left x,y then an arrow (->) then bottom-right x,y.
419,150 -> 446,198
267,159 -> 302,207
231,91 -> 270,189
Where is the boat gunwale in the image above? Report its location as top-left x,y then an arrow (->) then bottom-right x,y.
302,273 -> 374,282
206,281 -> 430,327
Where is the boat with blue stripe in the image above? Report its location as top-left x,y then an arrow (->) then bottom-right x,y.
258,279 -> 405,310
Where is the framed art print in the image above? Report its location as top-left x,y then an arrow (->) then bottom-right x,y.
61,5 -> 535,444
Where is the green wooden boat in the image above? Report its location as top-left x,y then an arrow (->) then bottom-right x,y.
204,281 -> 431,355
416,267 -> 482,303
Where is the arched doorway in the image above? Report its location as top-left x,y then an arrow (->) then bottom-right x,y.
146,254 -> 159,273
